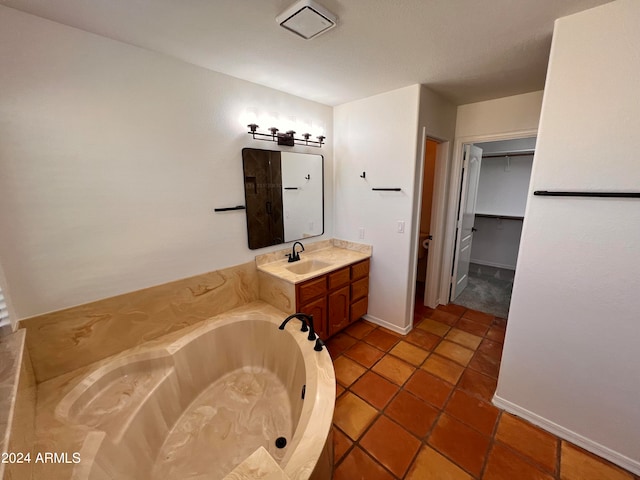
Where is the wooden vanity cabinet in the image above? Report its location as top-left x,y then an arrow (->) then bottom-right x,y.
350,260 -> 370,322
295,259 -> 370,340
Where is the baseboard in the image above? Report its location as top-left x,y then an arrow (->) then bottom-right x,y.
470,259 -> 516,270
363,314 -> 411,335
492,394 -> 640,476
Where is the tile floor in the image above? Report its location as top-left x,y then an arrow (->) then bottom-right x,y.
326,302 -> 639,480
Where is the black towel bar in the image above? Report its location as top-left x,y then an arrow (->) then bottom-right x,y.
214,205 -> 246,212
534,191 -> 640,198
372,188 -> 402,191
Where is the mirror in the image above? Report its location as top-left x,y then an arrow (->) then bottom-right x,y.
242,148 -> 324,249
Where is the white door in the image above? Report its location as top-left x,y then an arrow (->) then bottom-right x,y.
452,144 -> 482,299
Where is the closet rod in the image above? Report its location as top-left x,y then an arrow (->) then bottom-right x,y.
482,151 -> 534,159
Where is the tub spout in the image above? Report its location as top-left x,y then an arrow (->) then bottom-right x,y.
279,313 -> 309,334
279,313 -> 316,342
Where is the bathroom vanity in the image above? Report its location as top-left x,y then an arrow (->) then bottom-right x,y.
296,258 -> 369,338
256,239 -> 372,340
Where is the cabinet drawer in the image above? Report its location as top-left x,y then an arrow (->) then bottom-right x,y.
351,259 -> 370,280
351,277 -> 369,301
350,297 -> 368,322
297,276 -> 327,304
328,267 -> 350,290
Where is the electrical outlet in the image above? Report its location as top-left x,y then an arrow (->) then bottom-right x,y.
397,221 -> 405,233
359,227 -> 365,239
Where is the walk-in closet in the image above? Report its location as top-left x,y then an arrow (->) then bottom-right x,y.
454,137 -> 535,318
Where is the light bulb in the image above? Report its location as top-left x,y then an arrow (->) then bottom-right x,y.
282,115 -> 296,134
264,112 -> 279,129
310,121 -> 325,137
298,118 -> 312,136
240,108 -> 259,130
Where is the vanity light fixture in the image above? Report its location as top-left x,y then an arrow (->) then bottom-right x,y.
247,123 -> 325,148
276,0 -> 337,40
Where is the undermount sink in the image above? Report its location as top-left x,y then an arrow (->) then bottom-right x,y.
285,259 -> 332,275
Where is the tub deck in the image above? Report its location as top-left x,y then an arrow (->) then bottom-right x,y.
27,301 -> 335,480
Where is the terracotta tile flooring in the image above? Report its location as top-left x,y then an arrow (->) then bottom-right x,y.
327,302 -> 639,480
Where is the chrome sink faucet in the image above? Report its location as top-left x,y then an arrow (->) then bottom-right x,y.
286,241 -> 305,263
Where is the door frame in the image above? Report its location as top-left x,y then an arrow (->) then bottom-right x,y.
408,127 -> 451,317
439,129 -> 538,304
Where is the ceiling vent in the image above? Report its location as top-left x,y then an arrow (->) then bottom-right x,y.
276,0 -> 337,40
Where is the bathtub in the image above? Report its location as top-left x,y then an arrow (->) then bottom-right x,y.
54,307 -> 336,479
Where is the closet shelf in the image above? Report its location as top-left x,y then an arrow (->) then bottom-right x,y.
475,213 -> 524,221
481,151 -> 534,159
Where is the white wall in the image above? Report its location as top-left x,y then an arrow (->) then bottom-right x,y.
0,6 -> 333,320
333,85 -> 457,332
417,86 -> 458,144
495,0 -> 640,474
475,155 -> 533,217
470,217 -> 523,270
333,85 -> 420,333
455,90 -> 544,139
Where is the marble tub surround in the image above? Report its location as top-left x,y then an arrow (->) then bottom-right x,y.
258,272 -> 297,314
0,330 -> 23,472
0,329 -> 36,480
21,261 -> 260,383
257,239 -> 372,285
224,446 -> 290,480
28,301 -> 335,480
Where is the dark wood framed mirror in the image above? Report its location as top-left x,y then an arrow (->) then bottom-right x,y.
242,148 -> 324,249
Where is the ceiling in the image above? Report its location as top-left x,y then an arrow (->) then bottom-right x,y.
3,0 -> 613,106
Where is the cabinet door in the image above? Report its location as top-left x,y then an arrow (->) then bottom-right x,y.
328,285 -> 350,336
300,296 -> 328,340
